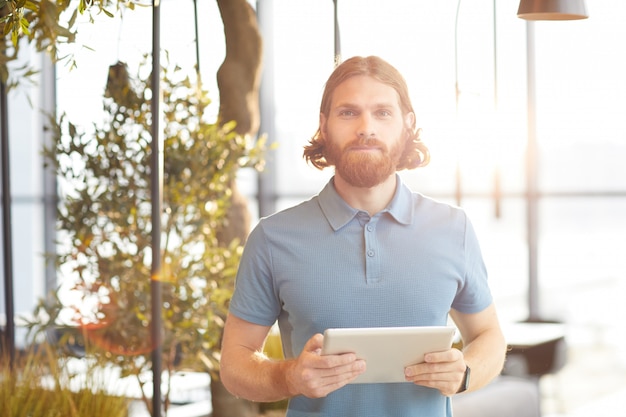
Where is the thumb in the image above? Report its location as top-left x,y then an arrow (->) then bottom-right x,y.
304,333 -> 324,355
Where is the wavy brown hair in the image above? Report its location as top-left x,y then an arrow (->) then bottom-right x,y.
303,56 -> 430,171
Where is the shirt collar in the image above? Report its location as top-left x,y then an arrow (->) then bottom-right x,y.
318,174 -> 413,231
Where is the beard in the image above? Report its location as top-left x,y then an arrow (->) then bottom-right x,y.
325,136 -> 404,188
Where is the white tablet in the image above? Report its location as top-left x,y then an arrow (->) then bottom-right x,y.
322,326 -> 456,384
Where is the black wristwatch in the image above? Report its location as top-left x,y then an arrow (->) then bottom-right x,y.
456,365 -> 471,393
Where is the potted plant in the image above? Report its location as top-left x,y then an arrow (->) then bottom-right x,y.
29,56 -> 265,416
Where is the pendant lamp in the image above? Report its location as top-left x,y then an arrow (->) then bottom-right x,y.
517,0 -> 588,20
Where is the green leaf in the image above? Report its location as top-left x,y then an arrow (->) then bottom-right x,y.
24,0 -> 38,12
19,16 -> 30,34
35,52 -> 268,402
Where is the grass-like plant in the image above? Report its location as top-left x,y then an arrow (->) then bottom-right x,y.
1,340 -> 129,417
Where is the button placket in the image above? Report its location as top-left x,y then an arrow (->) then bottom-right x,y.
364,219 -> 381,283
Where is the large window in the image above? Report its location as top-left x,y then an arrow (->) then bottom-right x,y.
263,0 -> 626,327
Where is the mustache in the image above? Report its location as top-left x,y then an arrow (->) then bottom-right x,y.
347,137 -> 387,149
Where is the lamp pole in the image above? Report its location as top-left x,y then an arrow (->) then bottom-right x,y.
151,1 -> 163,416
525,21 -> 540,321
333,0 -> 341,64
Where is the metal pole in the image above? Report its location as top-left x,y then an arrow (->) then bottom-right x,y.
193,0 -> 201,75
525,21 -> 540,320
256,0 -> 277,218
453,0 -> 462,207
42,51 -> 58,298
492,0 -> 498,110
492,0 -> 501,218
151,1 -> 163,416
0,78 -> 15,367
333,0 -> 341,65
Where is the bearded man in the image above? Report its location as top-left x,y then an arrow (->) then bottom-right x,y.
219,55 -> 506,417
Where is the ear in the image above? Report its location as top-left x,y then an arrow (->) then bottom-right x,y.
319,113 -> 328,139
404,111 -> 415,132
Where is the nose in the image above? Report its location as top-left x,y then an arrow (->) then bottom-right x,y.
357,115 -> 375,139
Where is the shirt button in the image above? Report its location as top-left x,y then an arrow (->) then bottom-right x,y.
367,250 -> 375,257
367,225 -> 373,232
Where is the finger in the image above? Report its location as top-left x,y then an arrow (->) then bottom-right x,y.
297,359 -> 366,398
405,361 -> 446,378
318,351 -> 362,371
320,358 -> 366,378
406,368 -> 457,382
410,377 -> 461,397
405,360 -> 465,380
405,362 -> 466,397
316,360 -> 366,392
424,348 -> 462,363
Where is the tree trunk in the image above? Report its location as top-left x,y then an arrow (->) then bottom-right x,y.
212,1 -> 263,416
216,0 -> 263,137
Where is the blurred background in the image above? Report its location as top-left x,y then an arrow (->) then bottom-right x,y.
2,0 -> 625,416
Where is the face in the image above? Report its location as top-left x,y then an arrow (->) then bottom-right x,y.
320,75 -> 414,188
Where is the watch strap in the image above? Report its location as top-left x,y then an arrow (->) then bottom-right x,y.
456,365 -> 471,393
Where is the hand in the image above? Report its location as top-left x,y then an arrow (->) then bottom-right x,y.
285,333 -> 366,398
404,348 -> 467,396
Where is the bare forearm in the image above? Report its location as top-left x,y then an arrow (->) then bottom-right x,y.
461,328 -> 506,392
220,315 -> 366,401
220,346 -> 294,403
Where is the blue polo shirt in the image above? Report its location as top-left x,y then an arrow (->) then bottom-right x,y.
229,175 -> 493,417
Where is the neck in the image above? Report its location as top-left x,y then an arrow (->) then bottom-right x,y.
333,174 -> 397,215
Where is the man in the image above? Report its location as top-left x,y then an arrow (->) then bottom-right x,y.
220,55 -> 506,416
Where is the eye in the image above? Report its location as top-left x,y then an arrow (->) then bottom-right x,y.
377,109 -> 392,117
338,109 -> 356,117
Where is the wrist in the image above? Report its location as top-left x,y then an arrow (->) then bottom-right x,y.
281,358 -> 300,398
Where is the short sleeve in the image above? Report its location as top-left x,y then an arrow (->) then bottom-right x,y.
228,221 -> 281,326
451,215 -> 493,314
